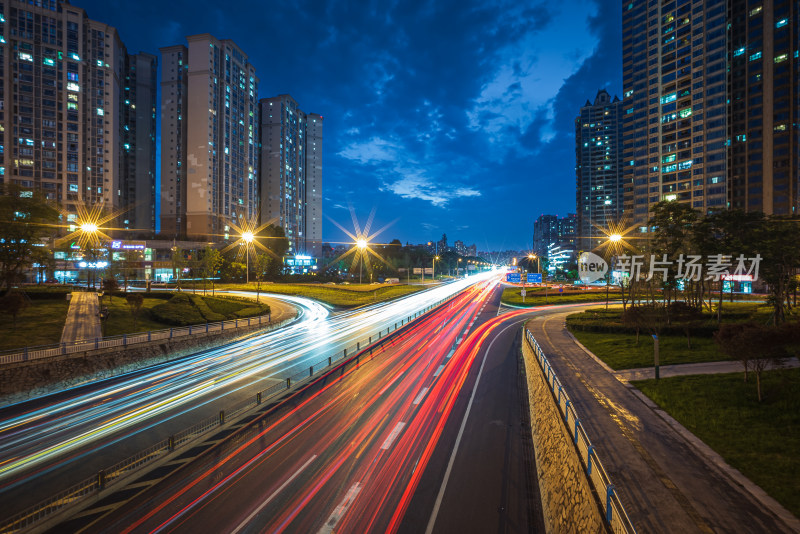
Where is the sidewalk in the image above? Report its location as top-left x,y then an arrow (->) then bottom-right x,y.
60,292 -> 102,343
526,310 -> 799,534
615,357 -> 800,381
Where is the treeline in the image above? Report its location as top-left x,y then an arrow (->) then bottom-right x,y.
619,201 -> 800,326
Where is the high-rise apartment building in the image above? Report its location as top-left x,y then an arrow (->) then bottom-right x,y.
729,1 -> 799,214
121,52 -> 157,234
0,0 -> 155,232
622,0 -> 729,225
576,89 -> 623,251
160,34 -> 259,240
259,95 -> 322,256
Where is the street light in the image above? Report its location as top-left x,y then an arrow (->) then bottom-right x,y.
241,231 -> 254,284
357,238 -> 367,284
433,255 -> 439,281
604,233 -> 625,309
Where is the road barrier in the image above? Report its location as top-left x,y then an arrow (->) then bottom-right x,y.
0,293 -> 461,533
0,312 -> 283,366
524,328 -> 636,534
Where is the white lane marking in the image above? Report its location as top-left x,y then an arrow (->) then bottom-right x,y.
446,349 -> 455,359
231,454 -> 317,534
434,365 -> 445,377
319,482 -> 362,534
381,421 -> 406,450
413,387 -> 429,405
425,320 -> 524,534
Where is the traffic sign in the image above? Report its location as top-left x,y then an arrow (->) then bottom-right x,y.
506,273 -> 521,283
520,289 -> 526,297
527,273 -> 542,284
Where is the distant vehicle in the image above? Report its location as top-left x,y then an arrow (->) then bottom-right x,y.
384,278 -> 400,284
339,281 -> 350,285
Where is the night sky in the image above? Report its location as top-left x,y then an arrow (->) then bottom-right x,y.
78,0 -> 622,251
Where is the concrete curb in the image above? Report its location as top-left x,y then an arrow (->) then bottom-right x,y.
563,322 -> 800,532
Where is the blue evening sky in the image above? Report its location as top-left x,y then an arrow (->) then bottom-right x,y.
78,0 -> 622,251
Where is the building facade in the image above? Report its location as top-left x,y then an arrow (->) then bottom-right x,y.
575,89 -> 623,251
121,52 -> 157,234
259,95 -> 322,256
622,0 -> 729,226
160,34 -> 259,240
729,0 -> 799,214
0,0 -> 155,231
533,213 -> 577,257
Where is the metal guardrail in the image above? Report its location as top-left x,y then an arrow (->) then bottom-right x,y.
0,313 -> 286,366
524,328 -> 636,534
0,293 -> 459,533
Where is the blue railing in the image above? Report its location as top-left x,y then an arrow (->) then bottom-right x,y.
524,328 -> 636,534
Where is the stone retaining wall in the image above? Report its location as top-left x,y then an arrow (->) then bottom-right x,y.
0,320 -> 287,406
521,330 -> 606,533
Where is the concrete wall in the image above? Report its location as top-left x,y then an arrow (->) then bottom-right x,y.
0,321 -> 280,406
521,331 -> 606,533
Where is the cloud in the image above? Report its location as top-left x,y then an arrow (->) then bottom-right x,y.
382,172 -> 481,207
339,131 -> 481,207
466,1 -> 599,160
338,136 -> 400,164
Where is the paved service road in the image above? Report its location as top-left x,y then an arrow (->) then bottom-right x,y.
527,310 -> 796,534
60,292 -> 101,343
85,280 -> 546,533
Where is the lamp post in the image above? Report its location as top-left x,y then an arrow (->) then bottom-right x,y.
604,233 -> 623,309
241,231 -> 254,284
357,238 -> 367,284
433,255 -> 439,281
79,222 -> 98,289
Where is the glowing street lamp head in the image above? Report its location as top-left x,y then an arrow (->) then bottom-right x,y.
608,234 -> 623,243
356,238 -> 368,250
241,231 -> 254,243
528,254 -> 536,259
80,222 -> 98,234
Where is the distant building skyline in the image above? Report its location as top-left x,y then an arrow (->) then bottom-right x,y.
532,213 -> 576,258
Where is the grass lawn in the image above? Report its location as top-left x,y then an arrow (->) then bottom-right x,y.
570,330 -> 724,369
501,286 -> 621,306
0,299 -> 70,351
215,282 -> 426,308
633,369 -> 800,518
100,293 -> 270,336
101,295 -> 175,337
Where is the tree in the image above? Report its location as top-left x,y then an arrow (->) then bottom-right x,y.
1,291 -> 28,329
260,224 -> 290,280
171,247 -> 185,291
0,184 -> 60,288
668,301 -> 703,349
254,253 -> 271,302
648,200 -> 699,309
126,293 -> 144,331
199,246 -> 223,295
714,322 -> 794,401
753,217 -> 800,325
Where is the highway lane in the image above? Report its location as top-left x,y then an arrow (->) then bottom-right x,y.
0,273 -> 495,519
87,278 -> 548,533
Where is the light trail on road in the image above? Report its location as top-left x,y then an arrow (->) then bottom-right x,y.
0,272 -> 496,516
94,276 -> 535,534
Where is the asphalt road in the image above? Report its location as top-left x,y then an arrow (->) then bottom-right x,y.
84,280 -> 547,533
